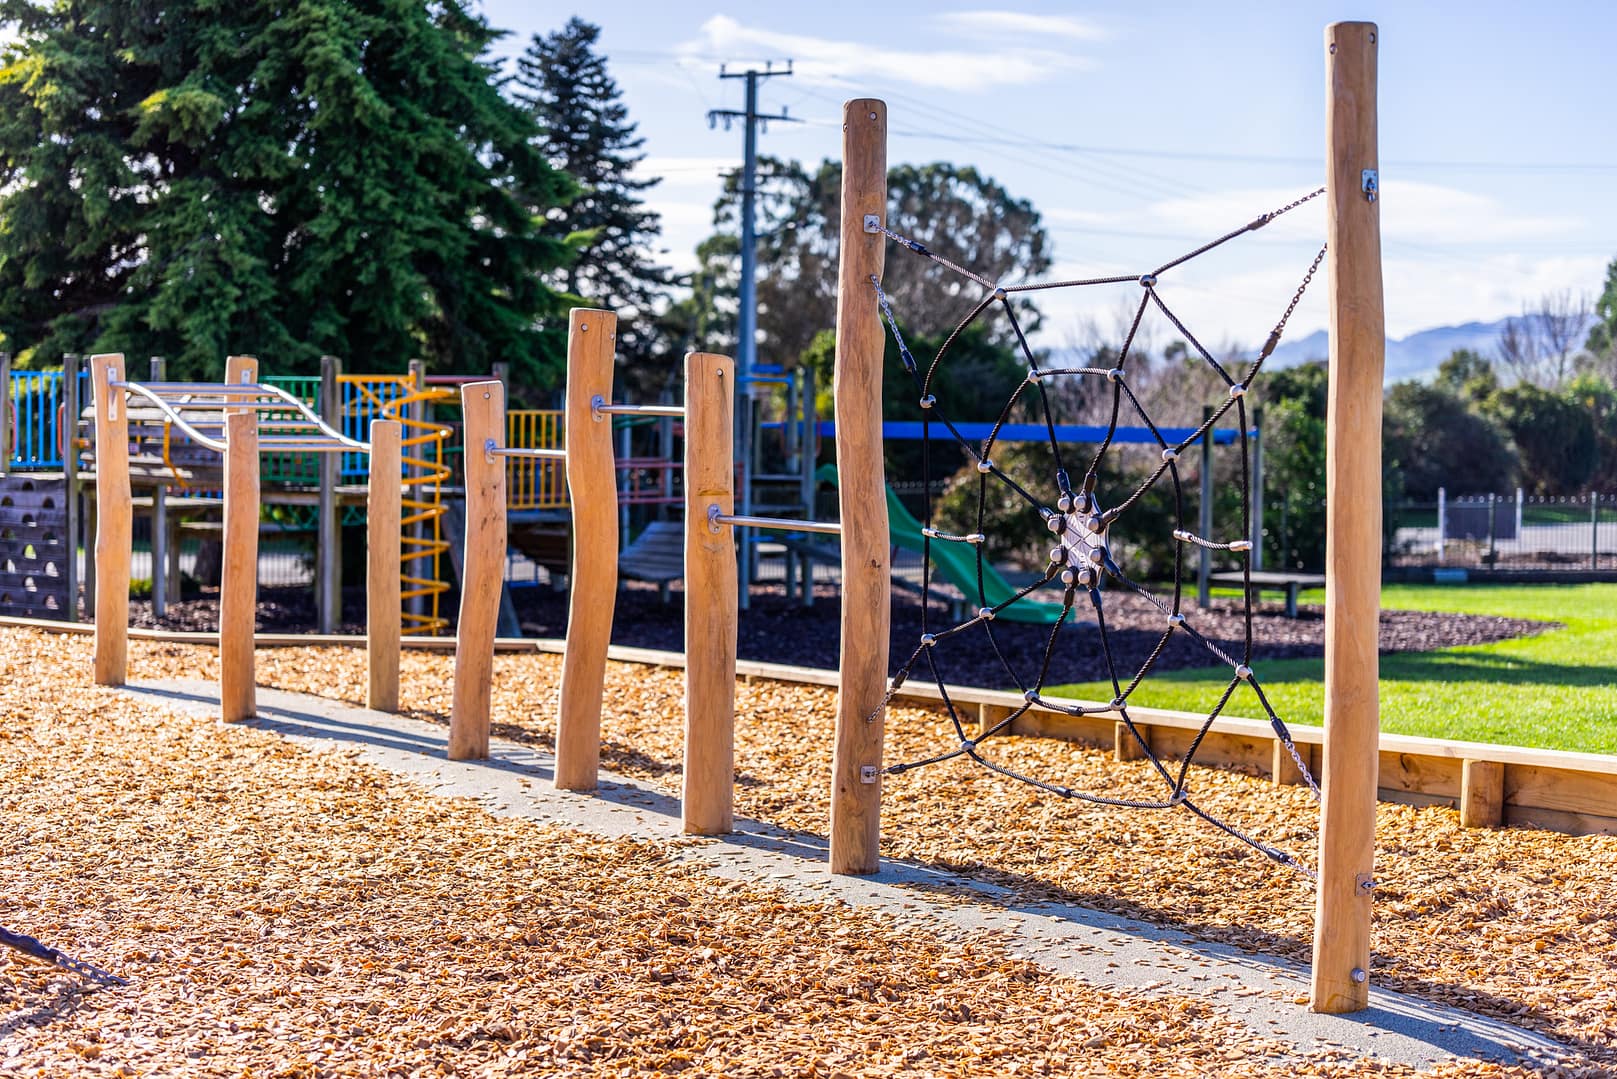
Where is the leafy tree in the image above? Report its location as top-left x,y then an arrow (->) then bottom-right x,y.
1485,383 -> 1598,495
1565,371 -> 1617,477
1254,362 -> 1328,570
0,0 -> 574,382
513,17 -> 672,390
1585,258 -> 1617,360
1383,381 -> 1518,499
1435,347 -> 1499,404
691,158 -> 1052,370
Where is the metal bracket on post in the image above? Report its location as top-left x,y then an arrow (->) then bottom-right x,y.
1361,169 -> 1378,202
863,214 -> 881,234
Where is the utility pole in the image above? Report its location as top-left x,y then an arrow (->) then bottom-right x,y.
708,61 -> 795,608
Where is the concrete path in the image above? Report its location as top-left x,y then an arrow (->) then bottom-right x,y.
125,679 -> 1573,1072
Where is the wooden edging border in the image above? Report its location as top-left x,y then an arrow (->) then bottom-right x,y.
7,614 -> 1613,836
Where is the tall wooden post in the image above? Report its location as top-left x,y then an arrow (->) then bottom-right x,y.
555,309 -> 618,791
683,352 -> 736,834
220,410 -> 260,722
829,99 -> 890,874
317,354 -> 341,634
367,419 -> 403,712
90,353 -> 129,685
1311,20 -> 1384,1015
449,382 -> 506,759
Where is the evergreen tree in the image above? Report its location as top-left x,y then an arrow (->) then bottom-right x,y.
514,17 -> 672,388
0,0 -> 574,383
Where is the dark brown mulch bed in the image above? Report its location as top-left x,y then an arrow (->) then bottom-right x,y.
122,580 -> 1553,691
515,580 -> 1555,690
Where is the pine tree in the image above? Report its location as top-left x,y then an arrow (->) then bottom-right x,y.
514,17 -> 673,388
0,0 -> 575,383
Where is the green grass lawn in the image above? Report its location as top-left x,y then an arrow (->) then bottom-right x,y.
1045,583 -> 1617,755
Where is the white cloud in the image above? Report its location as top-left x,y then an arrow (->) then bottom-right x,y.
679,15 -> 1090,92
1144,180 -> 1581,248
935,11 -> 1107,42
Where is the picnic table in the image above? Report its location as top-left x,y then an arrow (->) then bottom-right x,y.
1208,570 -> 1325,618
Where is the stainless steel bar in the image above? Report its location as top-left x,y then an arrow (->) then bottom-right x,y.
487,445 -> 567,460
593,403 -> 685,418
712,510 -> 840,535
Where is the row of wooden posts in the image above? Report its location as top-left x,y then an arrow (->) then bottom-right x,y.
84,27 -> 1385,1015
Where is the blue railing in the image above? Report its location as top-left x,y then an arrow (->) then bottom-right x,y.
6,368 -> 92,470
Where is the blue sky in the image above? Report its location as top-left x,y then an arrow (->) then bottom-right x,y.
497,3 -> 1611,352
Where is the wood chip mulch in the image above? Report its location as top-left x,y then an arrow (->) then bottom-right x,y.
1,625 -> 1611,1076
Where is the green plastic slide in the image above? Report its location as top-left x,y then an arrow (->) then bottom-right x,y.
816,465 -> 1069,624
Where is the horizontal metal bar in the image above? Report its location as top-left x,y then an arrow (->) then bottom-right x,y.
112,381 -> 268,395
489,445 -> 567,461
593,403 -> 684,418
712,509 -> 840,536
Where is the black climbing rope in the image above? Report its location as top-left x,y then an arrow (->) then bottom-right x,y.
873,190 -> 1327,875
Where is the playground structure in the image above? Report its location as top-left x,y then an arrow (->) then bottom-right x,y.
443,24 -> 1384,1016
0,351 -> 457,634
85,353 -> 407,715
453,309 -> 844,834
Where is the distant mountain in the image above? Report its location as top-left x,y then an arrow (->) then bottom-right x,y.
1267,316 -> 1599,383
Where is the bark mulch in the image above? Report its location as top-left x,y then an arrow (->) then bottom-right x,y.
3,627 -> 1570,1077
216,637 -> 1617,1073
128,580 -> 1555,693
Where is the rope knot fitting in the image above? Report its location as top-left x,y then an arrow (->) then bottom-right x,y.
1229,382 -> 1248,399
1138,273 -> 1158,288
978,607 -> 995,621
976,458 -> 993,474
1107,368 -> 1125,383
1168,613 -> 1186,626
1162,447 -> 1179,462
1235,664 -> 1254,681
919,394 -> 936,410
993,286 -> 1007,301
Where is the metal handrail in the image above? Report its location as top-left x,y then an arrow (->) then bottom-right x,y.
709,506 -> 840,535
111,380 -> 371,454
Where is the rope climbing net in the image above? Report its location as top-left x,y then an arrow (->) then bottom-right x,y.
871,190 -> 1328,872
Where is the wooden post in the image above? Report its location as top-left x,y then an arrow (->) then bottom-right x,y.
1272,738 -> 1306,786
683,352 -> 736,834
554,309 -> 619,791
829,99 -> 890,874
90,353 -> 129,685
1459,759 -> 1504,829
1311,20 -> 1384,1016
449,382 -> 506,759
220,410 -> 259,722
367,419 -> 402,712
317,354 -> 341,634
1114,721 -> 1150,763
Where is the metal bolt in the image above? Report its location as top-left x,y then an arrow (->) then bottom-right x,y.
860,765 -> 878,783
1350,968 -> 1367,984
580,323 -> 588,331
